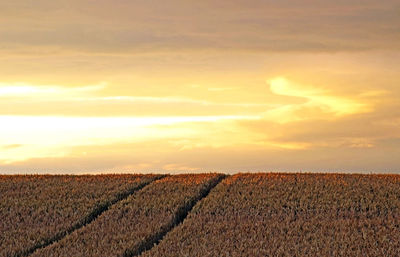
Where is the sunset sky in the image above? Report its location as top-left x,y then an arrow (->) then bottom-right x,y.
1,0 -> 399,173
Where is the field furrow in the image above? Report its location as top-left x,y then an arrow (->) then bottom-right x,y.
141,173 -> 400,257
30,174 -> 224,257
0,174 -> 159,257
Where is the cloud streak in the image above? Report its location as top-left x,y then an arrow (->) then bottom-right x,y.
0,82 -> 106,98
0,82 -> 270,116
264,77 -> 375,123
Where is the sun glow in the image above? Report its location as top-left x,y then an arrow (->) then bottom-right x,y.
0,115 -> 259,163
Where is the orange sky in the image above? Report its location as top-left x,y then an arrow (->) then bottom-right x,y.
1,0 -> 400,173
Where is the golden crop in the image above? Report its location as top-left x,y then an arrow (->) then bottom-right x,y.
0,174 -> 158,257
30,174 -> 223,257
1,173 -> 400,257
142,173 -> 400,257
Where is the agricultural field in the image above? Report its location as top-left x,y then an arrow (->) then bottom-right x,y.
30,174 -> 223,257
143,173 -> 400,257
1,173 -> 400,257
0,174 -> 159,257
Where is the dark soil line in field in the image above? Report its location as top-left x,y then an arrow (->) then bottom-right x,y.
21,175 -> 166,257
126,174 -> 228,257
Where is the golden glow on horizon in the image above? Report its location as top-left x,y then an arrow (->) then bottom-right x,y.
0,115 -> 260,163
0,75 -> 383,166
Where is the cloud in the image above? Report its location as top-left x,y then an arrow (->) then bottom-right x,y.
1,91 -> 400,173
0,75 -> 397,170
1,144 -> 23,150
0,0 -> 399,56
0,82 -> 106,98
0,144 -> 67,164
0,81 -> 270,116
239,98 -> 400,155
264,77 -> 375,123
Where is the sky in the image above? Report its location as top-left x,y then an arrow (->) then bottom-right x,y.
1,0 -> 400,174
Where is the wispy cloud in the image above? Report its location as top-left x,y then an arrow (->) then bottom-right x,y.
264,77 -> 374,123
0,82 -> 106,97
1,144 -> 23,150
0,81 -> 270,116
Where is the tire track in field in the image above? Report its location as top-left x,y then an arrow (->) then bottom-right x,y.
22,175 -> 165,257
126,174 -> 227,257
